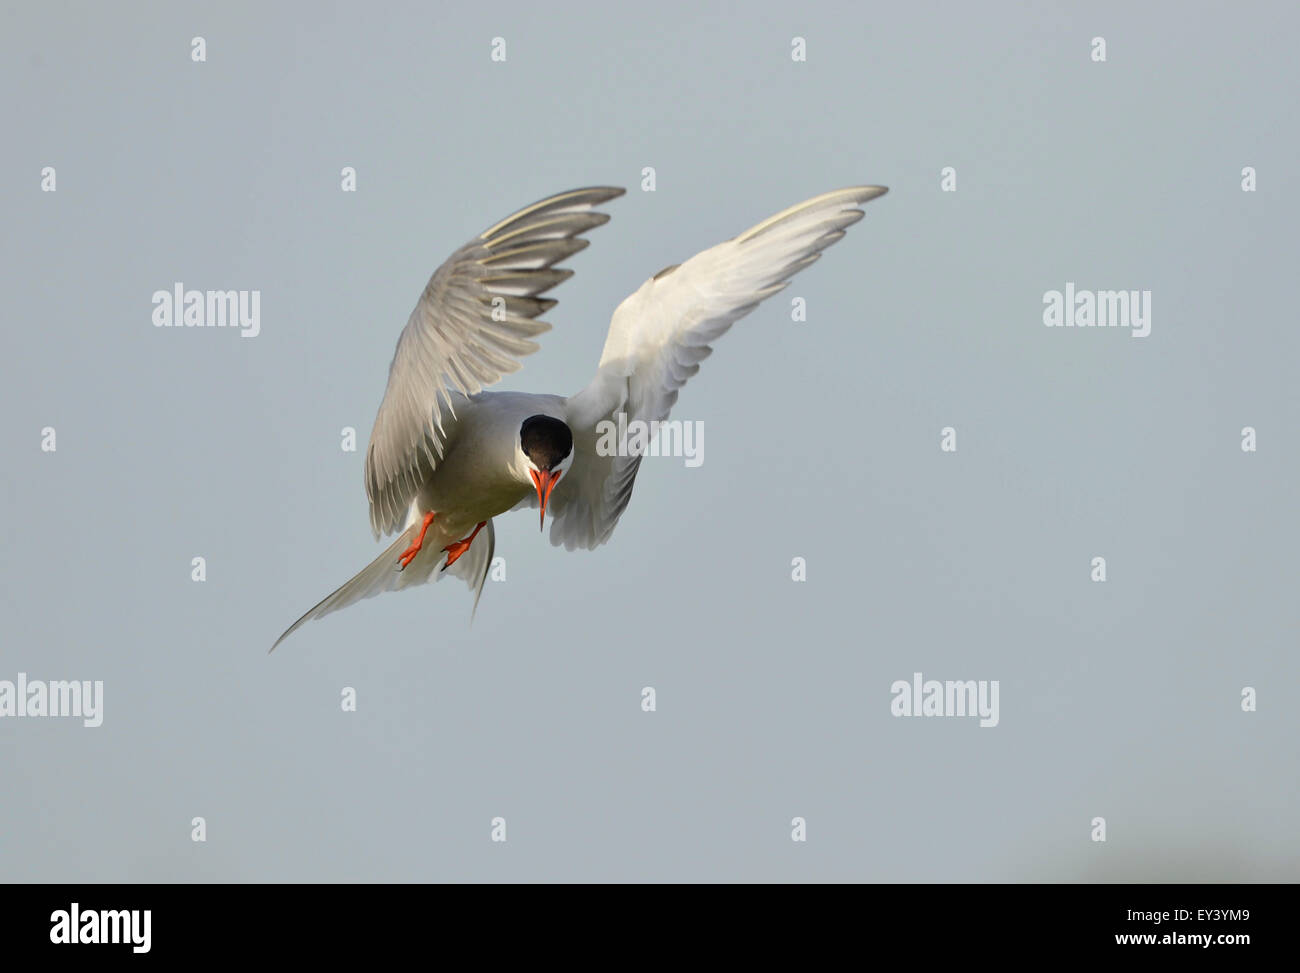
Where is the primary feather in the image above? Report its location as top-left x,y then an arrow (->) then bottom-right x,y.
365,186 -> 625,538
550,185 -> 888,549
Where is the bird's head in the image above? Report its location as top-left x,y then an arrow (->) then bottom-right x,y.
517,414 -> 574,530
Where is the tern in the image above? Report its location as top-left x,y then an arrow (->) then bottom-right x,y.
272,183 -> 888,650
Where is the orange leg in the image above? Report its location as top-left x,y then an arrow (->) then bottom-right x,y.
441,521 -> 486,571
396,512 -> 436,570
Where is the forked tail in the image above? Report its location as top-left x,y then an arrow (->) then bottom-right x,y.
270,518 -> 496,652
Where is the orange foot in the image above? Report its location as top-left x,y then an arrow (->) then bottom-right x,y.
396,512 -> 436,570
441,521 -> 487,571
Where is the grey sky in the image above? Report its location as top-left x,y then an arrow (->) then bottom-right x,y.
2,0 -> 1297,881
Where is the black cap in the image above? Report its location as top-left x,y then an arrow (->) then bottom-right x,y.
520,415 -> 573,471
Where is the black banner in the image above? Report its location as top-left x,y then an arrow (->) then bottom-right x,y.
0,883 -> 1277,958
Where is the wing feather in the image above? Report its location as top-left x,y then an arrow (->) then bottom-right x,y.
549,186 -> 887,550
364,187 -> 625,538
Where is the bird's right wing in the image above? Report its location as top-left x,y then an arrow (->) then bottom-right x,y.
365,186 -> 625,538
549,186 -> 888,550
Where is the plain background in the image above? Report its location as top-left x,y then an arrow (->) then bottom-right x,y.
2,1 -> 1297,881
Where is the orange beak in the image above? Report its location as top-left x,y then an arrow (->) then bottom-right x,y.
529,469 -> 562,530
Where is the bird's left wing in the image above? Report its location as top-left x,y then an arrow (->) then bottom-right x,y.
547,185 -> 888,550
365,186 -> 625,538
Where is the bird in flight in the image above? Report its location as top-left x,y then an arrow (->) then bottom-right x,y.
272,183 -> 888,650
